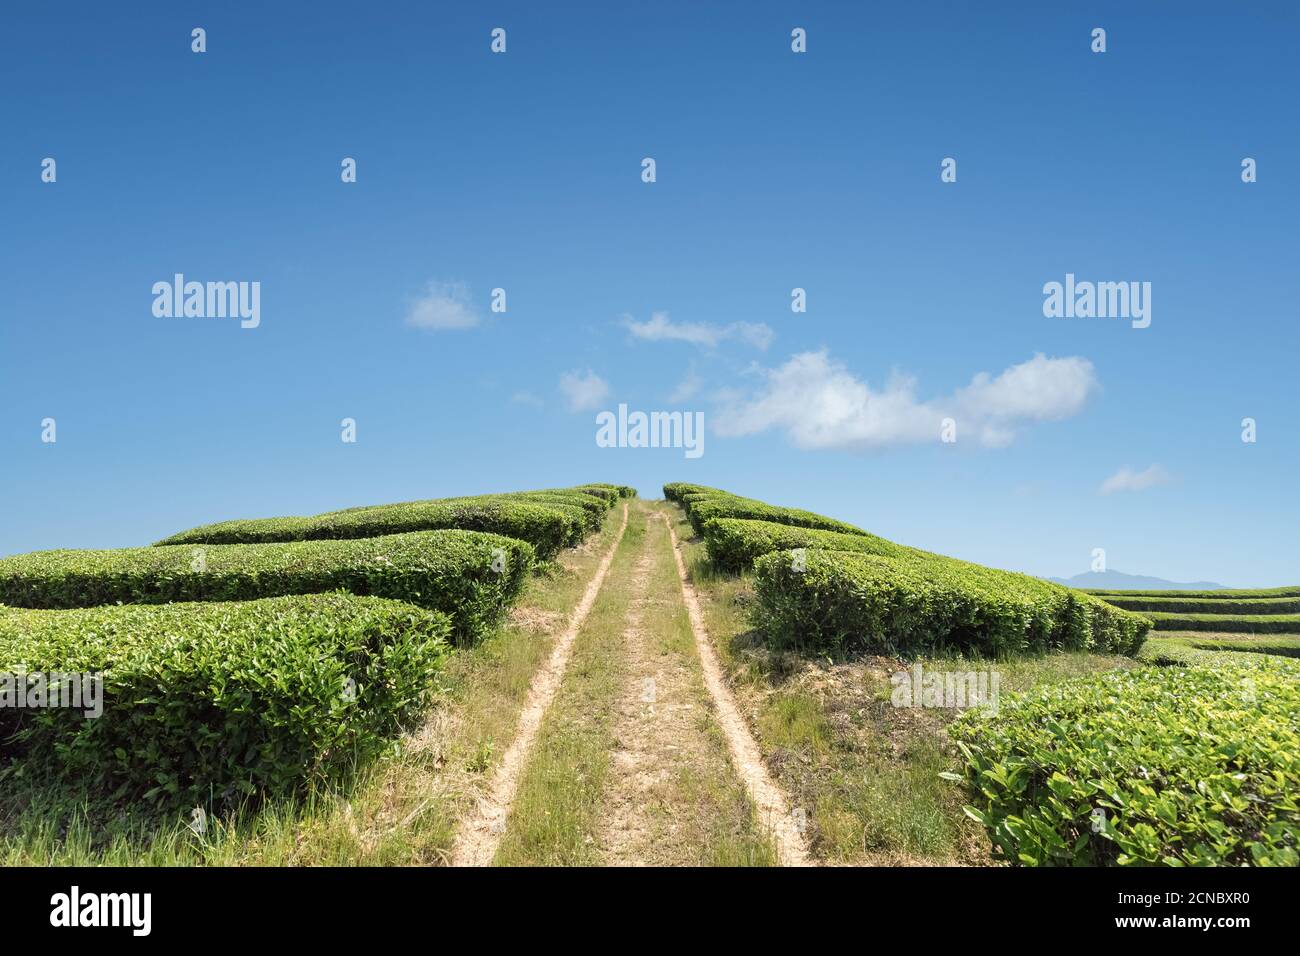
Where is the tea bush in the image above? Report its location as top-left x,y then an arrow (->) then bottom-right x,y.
581,483 -> 637,499
751,549 -> 1150,658
1143,611 -> 1300,634
679,491 -> 731,514
702,517 -> 923,572
949,658 -> 1300,866
662,482 -> 725,503
1086,585 -> 1300,599
1138,633 -> 1300,664
494,495 -> 596,542
0,530 -> 533,644
156,498 -> 574,558
686,496 -> 867,538
1097,594 -> 1300,615
159,485 -> 626,555
0,594 -> 450,810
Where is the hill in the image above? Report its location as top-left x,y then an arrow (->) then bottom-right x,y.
1046,570 -> 1224,591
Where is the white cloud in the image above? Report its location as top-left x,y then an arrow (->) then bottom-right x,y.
622,311 -> 773,350
713,350 -> 1098,450
511,391 -> 544,408
405,280 -> 479,331
953,354 -> 1096,423
558,369 -> 610,412
667,372 -> 703,403
1099,465 -> 1172,495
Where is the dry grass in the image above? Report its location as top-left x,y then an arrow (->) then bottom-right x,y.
0,506 -> 630,866
667,504 -> 1140,866
493,502 -> 775,866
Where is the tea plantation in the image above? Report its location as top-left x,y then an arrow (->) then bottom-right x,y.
665,481 -> 1299,866
0,484 -> 634,811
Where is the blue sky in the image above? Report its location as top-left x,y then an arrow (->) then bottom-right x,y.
2,1 -> 1296,585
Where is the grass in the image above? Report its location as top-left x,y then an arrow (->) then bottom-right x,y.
0,505 -> 629,866
12,485 -> 1289,868
4,499 -> 775,867
491,511 -> 642,866
667,503 -> 1147,865
494,502 -> 776,866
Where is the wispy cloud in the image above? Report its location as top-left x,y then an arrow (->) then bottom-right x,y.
558,369 -> 610,412
622,311 -> 773,350
1099,464 -> 1172,495
511,391 -> 544,408
667,371 -> 703,403
714,350 -> 1098,450
405,280 -> 479,331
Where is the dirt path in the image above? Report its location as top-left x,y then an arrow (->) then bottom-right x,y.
450,502 -> 629,867
595,509 -> 756,864
660,512 -> 813,867
457,500 -> 801,867
596,541 -> 659,862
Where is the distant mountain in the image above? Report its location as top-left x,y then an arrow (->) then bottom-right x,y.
1047,570 -> 1225,591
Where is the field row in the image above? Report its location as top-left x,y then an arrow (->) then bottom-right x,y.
665,483 -> 1151,658
1095,581 -> 1300,635
0,530 -> 533,644
1143,610 -> 1300,633
1087,585 -> 1300,599
0,483 -> 634,812
665,481 -> 1297,867
158,485 -> 634,558
1138,631 -> 1300,665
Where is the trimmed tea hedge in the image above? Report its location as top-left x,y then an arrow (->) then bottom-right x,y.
1085,585 -> 1300,599
0,594 -> 450,809
498,495 -> 598,543
156,498 -> 574,558
521,487 -> 613,510
663,482 -> 725,503
679,484 -> 1147,658
568,485 -> 621,505
0,530 -> 534,644
752,549 -> 1150,658
520,489 -> 615,516
1098,594 -> 1300,615
686,495 -> 868,538
1137,634 -> 1300,666
318,494 -> 595,546
950,658 -> 1300,865
159,485 -> 626,555
318,485 -> 620,517
582,483 -> 637,499
702,517 -> 924,572
509,487 -> 630,539
679,491 -> 731,514
1143,610 -> 1300,634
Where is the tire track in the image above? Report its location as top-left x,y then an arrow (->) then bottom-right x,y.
659,512 -> 813,867
451,502 -> 630,867
595,540 -> 658,864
